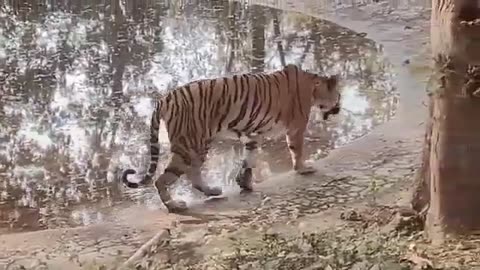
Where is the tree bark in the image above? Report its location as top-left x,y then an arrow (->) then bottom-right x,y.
415,0 -> 480,239
250,7 -> 266,72
411,95 -> 432,215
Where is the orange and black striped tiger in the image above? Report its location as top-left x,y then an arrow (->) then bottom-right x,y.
122,64 -> 341,213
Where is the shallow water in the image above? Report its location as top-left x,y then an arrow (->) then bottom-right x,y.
0,0 -> 398,232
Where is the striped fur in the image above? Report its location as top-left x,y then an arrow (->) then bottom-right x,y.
122,64 -> 341,213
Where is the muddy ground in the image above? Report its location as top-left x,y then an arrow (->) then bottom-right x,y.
0,0 -> 447,269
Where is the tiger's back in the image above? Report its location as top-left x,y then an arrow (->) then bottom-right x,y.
159,66 -> 314,144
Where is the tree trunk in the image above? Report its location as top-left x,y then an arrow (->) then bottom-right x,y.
414,0 -> 480,239
250,7 -> 266,73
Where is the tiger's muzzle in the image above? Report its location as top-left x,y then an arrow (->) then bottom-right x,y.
322,103 -> 341,121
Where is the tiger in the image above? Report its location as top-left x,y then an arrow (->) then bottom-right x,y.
122,64 -> 341,213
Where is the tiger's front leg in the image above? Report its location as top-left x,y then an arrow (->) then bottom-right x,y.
286,127 -> 316,175
155,154 -> 189,213
235,139 -> 258,192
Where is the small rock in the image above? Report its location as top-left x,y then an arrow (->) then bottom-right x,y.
455,242 -> 474,251
340,209 -> 363,222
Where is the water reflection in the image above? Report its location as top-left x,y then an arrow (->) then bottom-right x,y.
0,0 -> 398,232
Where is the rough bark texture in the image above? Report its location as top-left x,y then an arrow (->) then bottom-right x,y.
411,95 -> 432,215
251,7 -> 266,72
416,0 -> 480,238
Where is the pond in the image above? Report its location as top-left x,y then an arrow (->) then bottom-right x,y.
0,0 -> 398,233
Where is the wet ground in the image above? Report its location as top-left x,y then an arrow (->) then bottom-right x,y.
0,0 -> 400,233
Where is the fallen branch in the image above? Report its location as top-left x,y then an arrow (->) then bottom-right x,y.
403,252 -> 434,269
122,229 -> 171,268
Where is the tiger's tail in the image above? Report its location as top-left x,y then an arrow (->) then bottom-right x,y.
122,101 -> 162,188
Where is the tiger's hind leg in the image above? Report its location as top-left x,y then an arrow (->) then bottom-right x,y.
155,153 -> 190,213
235,138 -> 258,192
187,164 -> 223,197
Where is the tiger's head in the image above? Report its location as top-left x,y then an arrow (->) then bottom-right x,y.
311,74 -> 342,121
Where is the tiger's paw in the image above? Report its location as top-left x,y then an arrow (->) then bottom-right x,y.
236,168 -> 253,192
195,185 -> 223,197
240,188 -> 253,195
165,200 -> 188,213
204,187 -> 223,197
295,165 -> 317,175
